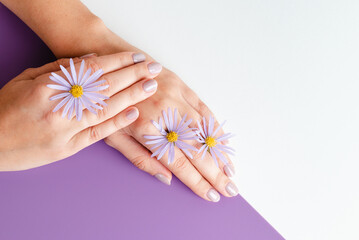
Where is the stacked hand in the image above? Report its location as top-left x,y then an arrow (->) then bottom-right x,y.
0,53 -> 161,171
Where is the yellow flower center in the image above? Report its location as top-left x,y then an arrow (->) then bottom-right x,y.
166,131 -> 178,143
69,85 -> 83,98
205,136 -> 217,148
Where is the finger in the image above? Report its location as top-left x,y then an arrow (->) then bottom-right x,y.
47,52 -> 146,85
189,104 -> 236,177
69,107 -> 139,150
105,132 -> 172,185
182,89 -> 229,144
95,61 -> 163,98
178,106 -> 238,197
82,78 -> 158,128
131,109 -> 221,202
17,57 -> 85,81
75,52 -> 146,75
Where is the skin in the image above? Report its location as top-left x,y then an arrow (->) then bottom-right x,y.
0,53 -> 160,170
1,0 -> 238,201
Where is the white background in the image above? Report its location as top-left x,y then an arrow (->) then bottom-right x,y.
82,0 -> 359,239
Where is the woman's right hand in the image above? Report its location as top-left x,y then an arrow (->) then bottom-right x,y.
0,52 -> 162,171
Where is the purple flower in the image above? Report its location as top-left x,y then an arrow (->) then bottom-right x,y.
196,116 -> 235,167
47,58 -> 109,121
144,108 -> 198,164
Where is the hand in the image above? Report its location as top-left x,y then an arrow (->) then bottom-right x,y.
105,69 -> 238,202
0,52 -> 162,171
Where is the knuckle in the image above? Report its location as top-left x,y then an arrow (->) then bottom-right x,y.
34,82 -> 50,97
136,120 -> 156,134
131,155 -> 148,171
197,100 -> 209,115
100,75 -> 111,94
85,59 -> 102,74
133,62 -> 148,79
112,114 -> 124,129
173,155 -> 188,170
55,58 -> 69,67
96,104 -> 110,120
192,142 -> 205,160
213,172 -> 223,187
117,52 -> 131,65
128,86 -> 139,103
42,110 -> 59,130
89,126 -> 101,142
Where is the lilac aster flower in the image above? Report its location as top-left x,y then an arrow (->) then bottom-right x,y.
144,108 -> 198,164
47,58 -> 109,121
196,116 -> 235,167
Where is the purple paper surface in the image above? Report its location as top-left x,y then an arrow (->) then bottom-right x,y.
0,4 -> 284,240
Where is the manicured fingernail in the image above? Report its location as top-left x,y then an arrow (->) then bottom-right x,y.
225,182 -> 239,196
147,62 -> 162,74
132,53 -> 146,63
80,53 -> 97,59
155,173 -> 171,185
126,108 -> 139,120
224,164 -> 235,177
207,188 -> 220,202
143,79 -> 158,92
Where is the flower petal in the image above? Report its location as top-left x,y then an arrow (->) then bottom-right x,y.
212,120 -> 226,137
168,107 -> 173,131
84,79 -> 107,89
197,120 -> 206,138
216,133 -> 234,142
78,60 -> 85,85
49,92 -> 70,101
208,115 -> 214,136
209,148 -> 219,167
212,147 -> 228,165
203,116 -> 208,136
146,138 -> 166,145
84,85 -> 109,92
79,68 -> 92,86
83,69 -> 104,87
47,84 -> 70,91
176,140 -> 198,152
70,58 -> 78,85
62,97 -> 74,118
173,108 -> 178,130
52,95 -> 71,113
68,102 -> 74,119
79,96 -> 97,115
201,146 -> 208,160
83,93 -> 107,107
168,142 -> 175,164
60,65 -> 74,85
50,73 -> 71,88
162,109 -> 170,131
157,142 -> 170,160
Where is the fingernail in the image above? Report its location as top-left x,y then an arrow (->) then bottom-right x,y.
207,188 -> 220,202
155,173 -> 171,185
126,108 -> 139,120
143,79 -> 158,92
224,164 -> 235,177
225,182 -> 239,196
132,53 -> 146,63
147,62 -> 162,74
80,53 -> 97,59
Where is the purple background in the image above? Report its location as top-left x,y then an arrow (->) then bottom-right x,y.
0,4 -> 284,240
